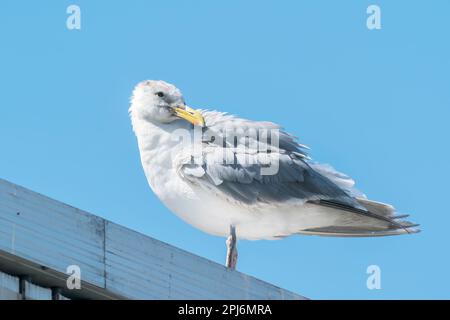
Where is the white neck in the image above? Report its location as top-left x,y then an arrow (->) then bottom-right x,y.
130,113 -> 195,195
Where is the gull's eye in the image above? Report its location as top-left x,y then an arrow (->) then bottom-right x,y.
155,92 -> 164,98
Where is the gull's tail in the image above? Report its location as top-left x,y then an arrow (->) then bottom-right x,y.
299,198 -> 420,237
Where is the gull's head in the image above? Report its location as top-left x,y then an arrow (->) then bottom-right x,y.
129,80 -> 204,127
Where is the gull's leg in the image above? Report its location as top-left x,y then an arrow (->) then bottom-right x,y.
226,225 -> 238,270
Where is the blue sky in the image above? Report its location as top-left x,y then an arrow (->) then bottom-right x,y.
1,1 -> 449,299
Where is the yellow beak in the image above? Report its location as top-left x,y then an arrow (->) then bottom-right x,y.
173,105 -> 205,127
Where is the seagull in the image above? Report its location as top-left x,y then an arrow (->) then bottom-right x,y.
129,80 -> 419,270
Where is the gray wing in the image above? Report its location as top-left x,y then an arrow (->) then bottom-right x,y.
178,111 -> 360,207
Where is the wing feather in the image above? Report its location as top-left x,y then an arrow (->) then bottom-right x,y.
177,111 -> 358,207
